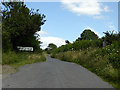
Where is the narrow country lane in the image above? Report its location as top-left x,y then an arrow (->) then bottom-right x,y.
2,56 -> 114,88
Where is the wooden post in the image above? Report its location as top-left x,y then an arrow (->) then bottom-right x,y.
103,39 -> 106,47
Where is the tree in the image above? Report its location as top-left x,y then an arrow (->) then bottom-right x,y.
45,48 -> 48,51
47,43 -> 57,50
75,37 -> 82,41
103,31 -> 118,45
45,43 -> 57,54
81,29 -> 98,40
65,40 -> 70,44
2,2 -> 46,52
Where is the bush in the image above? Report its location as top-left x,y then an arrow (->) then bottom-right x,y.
2,51 -> 23,64
107,53 -> 120,69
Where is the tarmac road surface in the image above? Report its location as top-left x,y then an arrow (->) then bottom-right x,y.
2,56 -> 114,88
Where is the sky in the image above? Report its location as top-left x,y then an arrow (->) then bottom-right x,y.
25,1 -> 118,49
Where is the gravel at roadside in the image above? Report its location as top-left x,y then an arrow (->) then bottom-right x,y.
2,65 -> 17,79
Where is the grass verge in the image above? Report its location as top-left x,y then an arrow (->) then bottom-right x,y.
51,48 -> 120,90
2,51 -> 46,76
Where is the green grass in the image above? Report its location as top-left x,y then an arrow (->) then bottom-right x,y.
51,48 -> 120,90
2,51 -> 46,68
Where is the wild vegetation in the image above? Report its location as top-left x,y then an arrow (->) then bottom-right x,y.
1,1 -> 46,68
2,52 -> 46,67
1,1 -> 120,89
50,30 -> 120,89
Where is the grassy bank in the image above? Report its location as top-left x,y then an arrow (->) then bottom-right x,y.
51,47 -> 120,89
2,51 -> 46,68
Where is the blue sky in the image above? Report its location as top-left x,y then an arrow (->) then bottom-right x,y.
25,1 -> 118,49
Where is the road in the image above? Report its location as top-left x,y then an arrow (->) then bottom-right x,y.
2,56 -> 114,88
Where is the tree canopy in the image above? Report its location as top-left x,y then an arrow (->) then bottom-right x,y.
65,40 -> 70,44
81,29 -> 98,40
47,43 -> 57,50
2,2 -> 46,52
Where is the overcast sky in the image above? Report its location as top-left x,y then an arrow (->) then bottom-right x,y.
25,1 -> 118,49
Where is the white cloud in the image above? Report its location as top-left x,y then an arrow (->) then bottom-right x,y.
104,6 -> 109,12
83,26 -> 102,38
93,15 -> 104,19
36,30 -> 48,36
39,36 -> 66,49
61,0 -> 109,17
107,22 -> 116,30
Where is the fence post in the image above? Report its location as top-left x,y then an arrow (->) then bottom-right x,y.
103,39 -> 106,47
